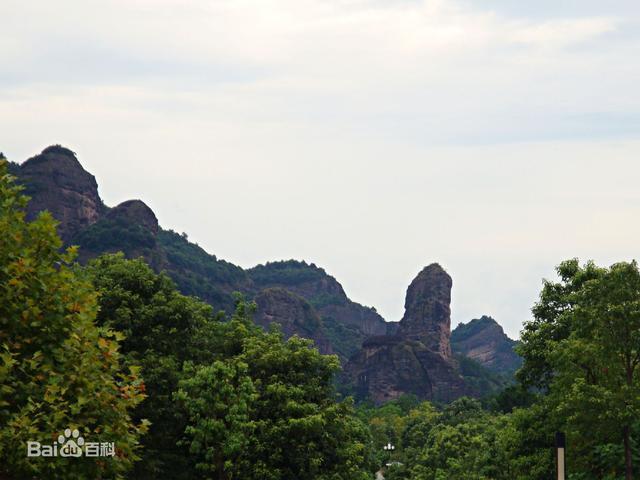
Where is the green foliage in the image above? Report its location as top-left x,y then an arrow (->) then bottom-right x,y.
361,395 -> 556,480
157,229 -> 248,310
85,253 -> 218,479
85,254 -> 374,479
41,144 -> 77,157
73,217 -> 157,253
176,301 -> 376,480
0,160 -> 146,479
519,258 -> 640,479
249,260 -> 328,287
176,360 -> 256,478
485,384 -> 537,413
455,354 -> 511,396
321,315 -> 367,359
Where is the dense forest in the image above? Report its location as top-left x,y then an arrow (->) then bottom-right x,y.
1,157 -> 639,479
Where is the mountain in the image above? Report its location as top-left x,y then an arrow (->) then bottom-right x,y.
451,316 -> 522,376
344,264 -> 507,404
9,145 -> 384,360
248,260 -> 386,358
18,145 -> 107,242
8,145 -> 516,402
254,287 -> 333,355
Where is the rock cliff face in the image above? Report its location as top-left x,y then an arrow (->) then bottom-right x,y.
248,260 -> 387,359
11,145 -> 516,401
11,146 -> 386,361
345,264 -> 467,404
254,288 -> 332,354
451,316 -> 522,376
397,264 -> 452,359
17,146 -> 106,241
107,200 -> 159,235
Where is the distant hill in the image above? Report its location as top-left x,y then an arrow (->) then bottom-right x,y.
344,264 -> 510,404
248,260 -> 387,358
8,145 -> 518,402
10,145 -> 386,360
451,316 -> 522,376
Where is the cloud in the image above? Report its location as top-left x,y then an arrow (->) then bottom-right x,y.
1,0 -> 639,337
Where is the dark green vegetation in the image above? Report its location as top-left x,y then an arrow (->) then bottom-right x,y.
11,145 -> 517,384
0,161 -> 375,479
73,218 -> 248,313
357,259 -> 640,480
451,315 -> 522,376
519,259 -> 640,480
0,161 -> 146,479
454,353 -> 510,395
249,259 -> 387,359
3,149 -> 638,479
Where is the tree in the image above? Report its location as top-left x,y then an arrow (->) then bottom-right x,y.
85,253 -> 219,479
176,301 -> 376,480
389,398 -> 511,480
175,360 -> 256,480
0,159 -> 146,479
520,259 -> 640,479
85,256 -> 375,480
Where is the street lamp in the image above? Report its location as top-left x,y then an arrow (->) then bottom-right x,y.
383,443 -> 395,452
556,432 -> 566,480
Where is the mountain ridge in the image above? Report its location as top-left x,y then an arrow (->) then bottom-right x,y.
8,145 -> 521,401
10,146 -> 384,360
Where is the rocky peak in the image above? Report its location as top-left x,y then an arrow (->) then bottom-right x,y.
17,145 -> 105,241
107,199 -> 159,235
451,316 -> 522,375
397,263 -> 453,359
249,260 -> 346,299
248,260 -> 388,358
344,263 -> 471,404
254,287 -> 332,354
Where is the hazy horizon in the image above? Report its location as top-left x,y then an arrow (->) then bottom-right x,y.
2,0 -> 640,338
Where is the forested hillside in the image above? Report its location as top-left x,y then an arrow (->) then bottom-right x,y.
2,154 -> 639,479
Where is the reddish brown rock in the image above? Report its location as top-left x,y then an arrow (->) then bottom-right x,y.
254,287 -> 332,354
106,199 -> 159,235
397,263 -> 452,359
248,260 -> 387,359
451,316 -> 522,376
345,264 -> 467,404
18,145 -> 106,241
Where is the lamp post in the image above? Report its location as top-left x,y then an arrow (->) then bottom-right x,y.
383,442 -> 395,468
556,432 -> 566,480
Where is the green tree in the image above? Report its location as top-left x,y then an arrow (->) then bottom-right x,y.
520,259 -> 640,479
392,398 -> 509,480
85,253 -> 219,479
175,360 -> 256,480
177,301 -> 375,480
0,159 -> 146,479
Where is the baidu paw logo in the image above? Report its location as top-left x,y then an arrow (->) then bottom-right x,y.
58,428 -> 84,457
27,425 -> 115,458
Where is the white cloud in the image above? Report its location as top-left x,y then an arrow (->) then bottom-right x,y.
1,0 -> 639,337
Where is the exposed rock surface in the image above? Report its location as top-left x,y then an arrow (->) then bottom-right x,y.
451,316 -> 522,376
17,146 -> 106,241
11,146 -> 386,361
107,200 -> 159,235
254,287 -> 332,354
397,263 -> 452,359
248,260 -> 387,359
345,264 -> 467,404
11,145 -> 517,402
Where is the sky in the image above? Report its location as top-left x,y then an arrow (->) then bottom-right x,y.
2,0 -> 640,338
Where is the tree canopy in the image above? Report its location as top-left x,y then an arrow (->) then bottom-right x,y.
0,160 -> 146,479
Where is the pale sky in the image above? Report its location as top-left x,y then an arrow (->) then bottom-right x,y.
2,0 -> 639,338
